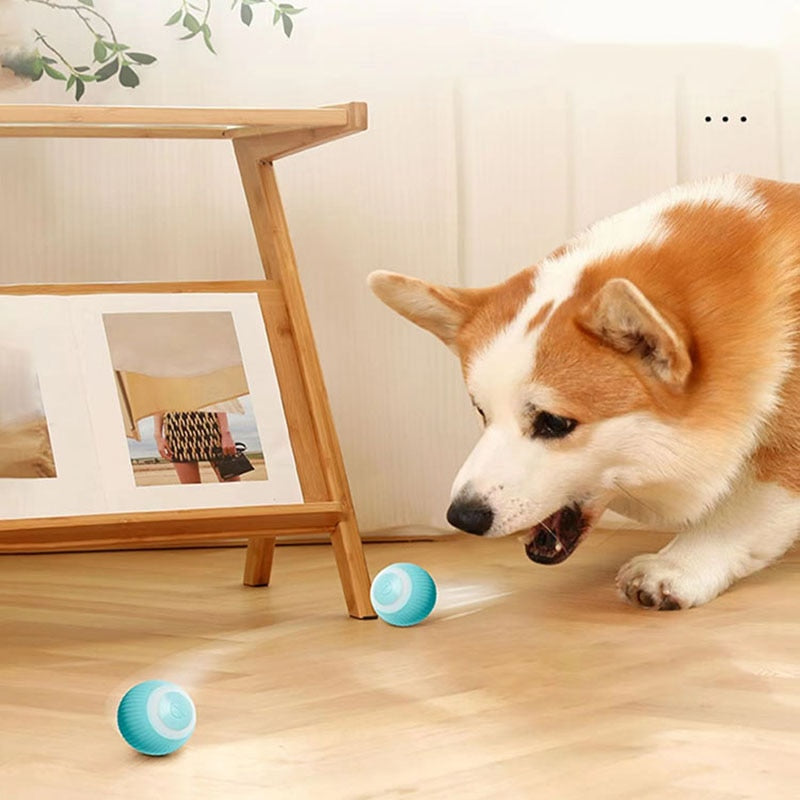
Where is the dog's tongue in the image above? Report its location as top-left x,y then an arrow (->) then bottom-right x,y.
524,505 -> 585,565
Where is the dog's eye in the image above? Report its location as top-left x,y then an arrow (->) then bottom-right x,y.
533,411 -> 577,439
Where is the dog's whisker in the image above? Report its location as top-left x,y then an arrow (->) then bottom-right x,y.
519,519 -> 556,546
613,480 -> 659,517
538,520 -> 556,536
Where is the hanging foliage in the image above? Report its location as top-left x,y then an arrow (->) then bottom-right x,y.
0,0 -> 306,101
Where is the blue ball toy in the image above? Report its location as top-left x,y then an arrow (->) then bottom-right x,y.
370,562 -> 437,626
117,680 -> 196,756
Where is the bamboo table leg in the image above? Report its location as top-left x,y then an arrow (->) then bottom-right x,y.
234,126 -> 376,619
243,537 -> 277,586
331,516 -> 377,619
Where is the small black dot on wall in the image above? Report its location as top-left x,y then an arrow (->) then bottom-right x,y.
705,115 -> 712,122
741,116 -> 748,122
722,116 -> 729,122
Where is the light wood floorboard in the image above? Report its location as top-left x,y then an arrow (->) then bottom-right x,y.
2,530 -> 800,799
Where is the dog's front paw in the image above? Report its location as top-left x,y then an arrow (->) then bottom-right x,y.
616,553 -> 714,610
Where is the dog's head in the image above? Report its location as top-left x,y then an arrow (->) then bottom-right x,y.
368,263 -> 694,564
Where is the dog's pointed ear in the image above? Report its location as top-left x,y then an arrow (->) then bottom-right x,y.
367,270 -> 483,349
577,278 -> 692,390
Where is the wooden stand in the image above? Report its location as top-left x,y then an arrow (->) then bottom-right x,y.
0,103 -> 376,619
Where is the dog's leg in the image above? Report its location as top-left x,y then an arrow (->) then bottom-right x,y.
616,478 -> 800,610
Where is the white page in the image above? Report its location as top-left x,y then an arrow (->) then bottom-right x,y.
71,292 -> 303,513
0,296 -> 106,519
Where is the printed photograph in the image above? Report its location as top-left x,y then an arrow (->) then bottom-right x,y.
0,343 -> 56,479
102,311 -> 267,487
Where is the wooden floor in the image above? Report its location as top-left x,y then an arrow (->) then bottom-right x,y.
2,530 -> 800,799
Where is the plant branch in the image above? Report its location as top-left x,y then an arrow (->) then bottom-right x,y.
75,9 -> 103,40
25,0 -> 119,48
33,28 -> 76,74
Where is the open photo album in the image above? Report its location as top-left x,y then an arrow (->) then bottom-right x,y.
0,292 -> 303,520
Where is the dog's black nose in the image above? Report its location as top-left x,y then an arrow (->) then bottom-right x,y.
446,498 -> 494,535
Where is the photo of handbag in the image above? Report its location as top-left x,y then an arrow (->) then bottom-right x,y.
214,441 -> 255,481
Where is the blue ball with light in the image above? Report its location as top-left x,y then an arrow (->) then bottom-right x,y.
370,562 -> 437,626
117,680 -> 196,756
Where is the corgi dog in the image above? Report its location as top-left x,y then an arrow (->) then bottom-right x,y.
368,174 -> 800,610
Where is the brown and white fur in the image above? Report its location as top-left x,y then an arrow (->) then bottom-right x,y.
368,174 -> 800,610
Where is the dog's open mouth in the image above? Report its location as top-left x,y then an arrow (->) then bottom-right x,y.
522,503 -> 589,565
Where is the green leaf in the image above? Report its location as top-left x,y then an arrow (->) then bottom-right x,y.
66,73 -> 75,90
75,78 -> 85,101
183,13 -> 201,33
201,25 -> 216,54
273,9 -> 280,24
94,58 -> 119,81
281,13 -> 293,36
93,38 -> 107,62
41,56 -> 57,64
43,63 -> 67,81
79,73 -> 96,82
281,6 -> 305,14
106,42 -> 130,52
166,9 -> 182,25
241,4 -> 253,25
78,0 -> 94,6
119,64 -> 139,88
74,65 -> 91,72
0,51 -> 44,81
127,52 -> 157,65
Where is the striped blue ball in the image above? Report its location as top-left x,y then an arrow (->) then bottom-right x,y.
117,680 -> 196,756
370,563 -> 437,626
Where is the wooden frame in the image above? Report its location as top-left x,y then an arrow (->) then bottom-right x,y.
0,104 -> 375,619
